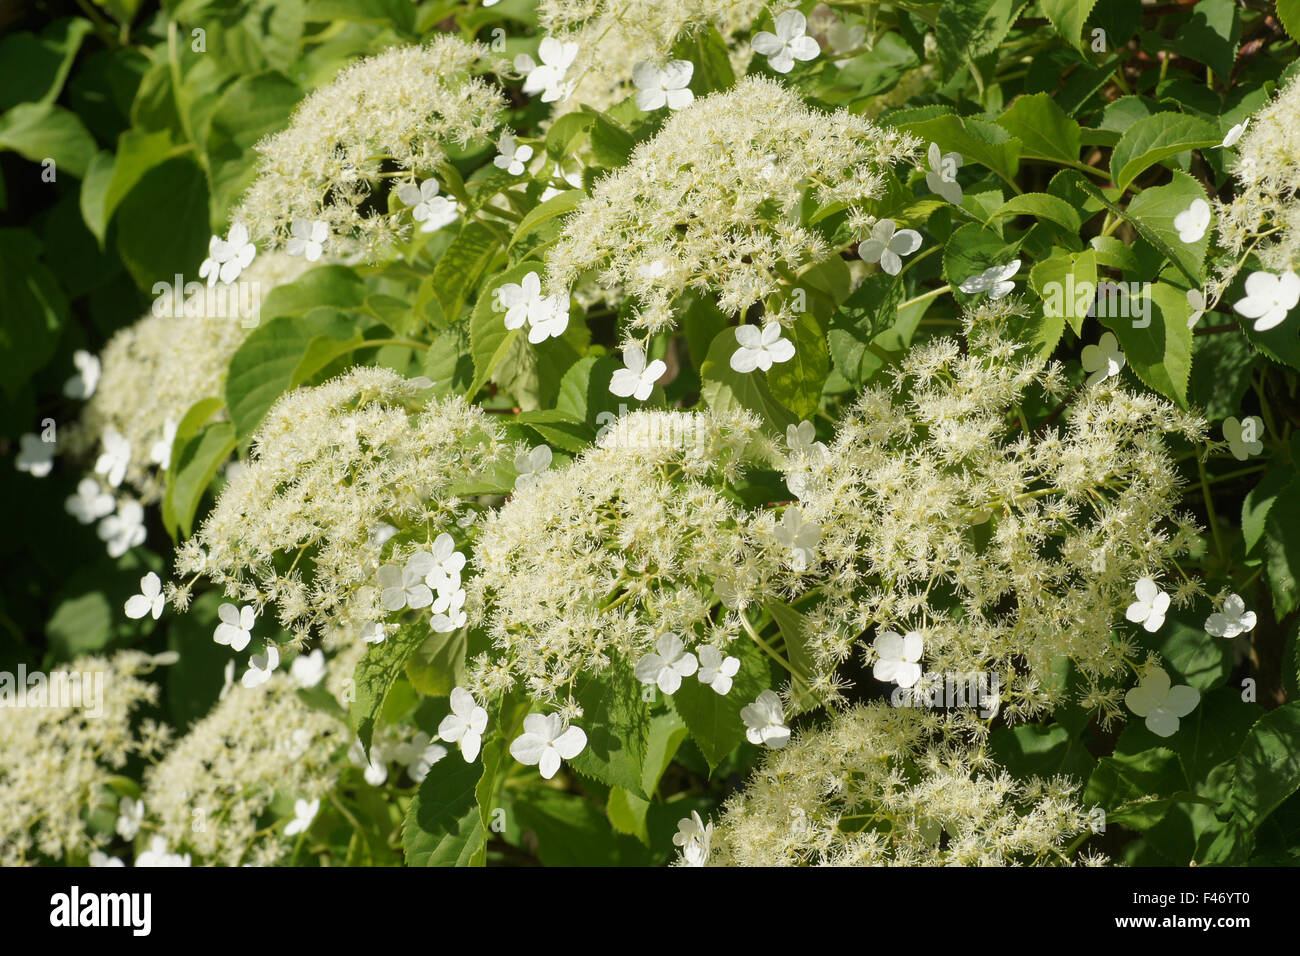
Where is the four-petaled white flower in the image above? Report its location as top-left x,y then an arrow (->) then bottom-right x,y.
752,10 -> 820,74
1218,119 -> 1248,148
1125,577 -> 1170,632
520,37 -> 579,103
774,507 -> 820,570
496,271 -> 569,342
397,179 -> 460,232
95,428 -> 131,487
510,713 -> 587,779
349,738 -> 389,786
16,433 -> 54,477
66,477 -> 114,524
116,797 -> 144,840
431,587 -> 467,633
872,630 -> 923,688
859,219 -> 922,276
125,572 -> 165,621
242,644 -> 280,688
634,632 -> 699,694
925,142 -> 963,205
90,851 -> 124,867
633,60 -> 694,111
1081,331 -> 1126,386
149,418 -> 178,470
1126,668 -> 1199,738
199,223 -> 256,286
394,732 -> 447,783
493,133 -> 533,176
609,344 -> 666,401
1205,594 -> 1256,639
528,294 -> 569,343
286,218 -> 329,261
1222,416 -> 1263,460
439,686 -> 489,762
1186,288 -> 1207,328
1233,270 -> 1300,331
135,835 -> 190,867
673,811 -> 712,866
97,499 -> 146,557
361,622 -> 389,645
730,322 -> 795,373
959,260 -> 1020,299
786,420 -> 827,461
1174,198 -> 1211,243
284,797 -> 319,836
379,551 -> 436,611
214,602 -> 255,652
63,350 -> 101,399
741,689 -> 790,748
514,444 -> 552,491
425,532 -> 466,595
697,645 -> 740,696
290,648 -> 326,688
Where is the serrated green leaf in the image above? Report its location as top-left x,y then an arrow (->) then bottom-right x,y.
671,638 -> 770,771
567,666 -> 652,798
1109,113 -> 1220,193
467,260 -> 542,399
351,623 -> 428,756
402,756 -> 485,866
997,93 -> 1083,165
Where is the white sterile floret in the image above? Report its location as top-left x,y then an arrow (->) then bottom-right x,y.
397,179 -> 461,233
66,478 -> 114,524
431,587 -> 468,633
522,36 -> 579,102
284,798 -> 319,836
1125,577 -> 1170,632
730,322 -> 795,372
379,551 -> 437,611
16,434 -> 54,477
135,836 -> 191,867
959,260 -> 1020,299
214,603 -> 255,651
1233,270 -> 1300,331
509,713 -> 587,779
242,645 -> 280,688
751,10 -> 820,73
1186,288 -> 1207,328
290,649 -> 326,689
198,223 -> 256,286
633,59 -> 694,111
673,811 -> 713,866
872,630 -> 923,688
95,428 -> 131,488
1219,119 -> 1248,148
774,507 -> 820,570
697,645 -> 741,695
858,218 -> 922,275
286,218 -> 329,261
116,797 -> 144,840
634,632 -> 699,694
64,350 -> 101,399
925,142 -> 963,205
514,444 -> 553,491
98,499 -> 146,557
125,572 -> 165,621
426,532 -> 467,594
148,418 -> 177,470
439,687 -> 489,761
609,344 -> 666,401
1205,594 -> 1256,639
1222,416 -> 1264,460
1174,198 -> 1211,243
1081,331 -> 1126,386
786,420 -> 827,460
1125,668 -> 1199,738
741,690 -> 790,748
393,732 -> 447,783
493,132 -> 534,176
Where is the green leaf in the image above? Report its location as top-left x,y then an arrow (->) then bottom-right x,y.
507,189 -> 582,252
1040,0 -> 1101,51
606,711 -> 689,843
0,228 -> 69,400
113,156 -> 211,289
1030,248 -> 1096,336
935,0 -> 1026,78
1242,469 -> 1293,557
1280,0 -> 1300,41
763,599 -> 816,710
1263,486 -> 1300,618
987,192 -> 1083,234
1098,282 -> 1193,407
671,638 -> 770,771
827,273 -> 907,387
260,264 -> 368,317
431,220 -> 500,321
224,308 -> 364,442
513,788 -> 653,866
0,18 -> 94,111
1108,113 -> 1221,193
764,312 -> 828,421
351,623 -> 428,756
567,666 -> 652,798
555,354 -> 624,426
699,328 -> 797,435
1125,170 -> 1209,285
402,756 -> 485,866
891,112 -> 1021,186
0,103 -> 95,178
405,627 -> 469,697
990,723 -> 1096,783
997,92 -> 1083,165
1170,0 -> 1241,83
162,422 -> 236,539
1156,612 -> 1231,694
204,72 -> 302,226
467,260 -> 543,399
675,23 -> 735,95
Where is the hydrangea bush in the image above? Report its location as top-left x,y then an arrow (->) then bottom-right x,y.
3,0 -> 1300,868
